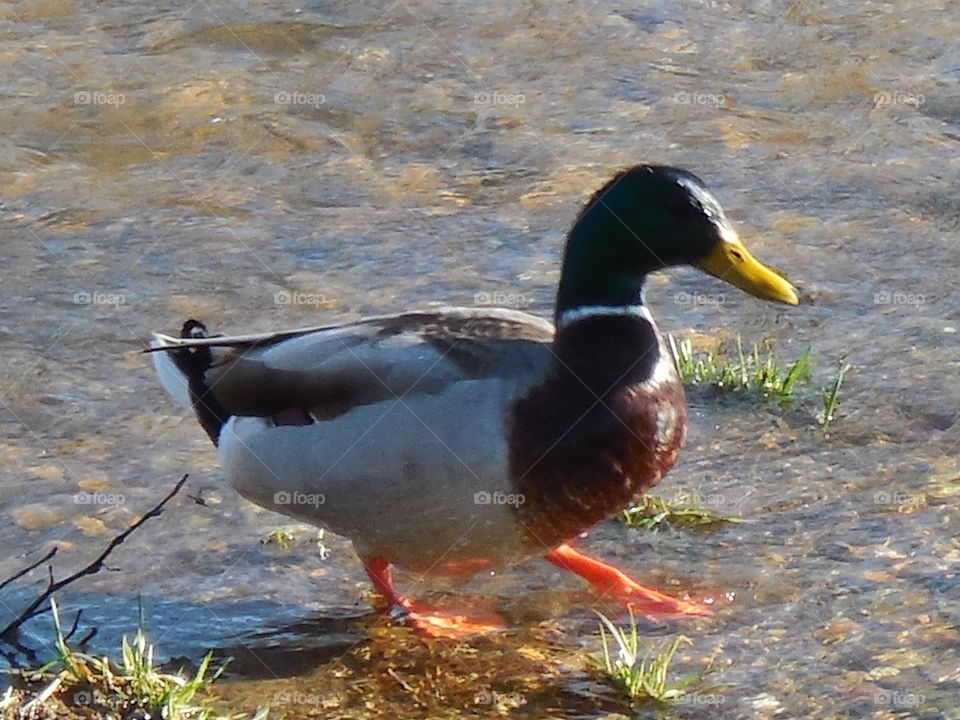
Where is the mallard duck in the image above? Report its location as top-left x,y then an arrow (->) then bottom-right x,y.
150,165 -> 797,635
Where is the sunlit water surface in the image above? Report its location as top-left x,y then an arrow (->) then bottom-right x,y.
1,1 -> 959,718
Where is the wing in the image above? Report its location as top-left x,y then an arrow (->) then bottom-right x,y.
149,307 -> 555,424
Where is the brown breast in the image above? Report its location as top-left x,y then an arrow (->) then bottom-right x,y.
507,314 -> 687,550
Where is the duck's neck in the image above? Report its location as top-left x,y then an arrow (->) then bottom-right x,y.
552,217 -> 669,388
552,304 -> 665,394
554,279 -> 646,327
553,210 -> 662,326
555,302 -> 647,332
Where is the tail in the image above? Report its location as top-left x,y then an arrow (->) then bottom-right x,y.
150,320 -> 230,446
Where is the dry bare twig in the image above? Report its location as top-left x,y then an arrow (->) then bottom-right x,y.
0,474 -> 190,640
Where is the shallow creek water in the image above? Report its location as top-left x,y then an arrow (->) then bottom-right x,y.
1,1 -> 959,718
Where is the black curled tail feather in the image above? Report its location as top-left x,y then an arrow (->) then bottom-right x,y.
175,319 -> 231,446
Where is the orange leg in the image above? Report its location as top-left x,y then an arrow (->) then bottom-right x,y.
361,555 -> 505,638
544,544 -> 709,620
363,556 -> 401,605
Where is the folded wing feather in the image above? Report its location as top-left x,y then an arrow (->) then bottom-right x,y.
151,307 -> 555,421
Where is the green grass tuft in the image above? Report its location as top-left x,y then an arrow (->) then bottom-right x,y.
621,493 -> 743,530
819,357 -> 852,428
591,611 -> 697,704
669,334 -> 812,401
1,599 -> 265,720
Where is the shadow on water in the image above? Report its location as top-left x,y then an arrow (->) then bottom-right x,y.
1,577 -> 724,717
0,588 -> 368,683
211,620 -> 636,720
0,585 -> 667,718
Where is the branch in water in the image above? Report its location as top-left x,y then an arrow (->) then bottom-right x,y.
0,474 -> 190,640
0,548 -> 57,594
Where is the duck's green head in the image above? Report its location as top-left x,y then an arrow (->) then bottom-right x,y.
555,165 -> 798,317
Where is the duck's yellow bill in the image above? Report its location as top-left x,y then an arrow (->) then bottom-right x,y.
695,231 -> 798,305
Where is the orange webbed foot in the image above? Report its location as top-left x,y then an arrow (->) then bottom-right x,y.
545,543 -> 710,622
362,555 -> 505,639
391,597 -> 505,638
